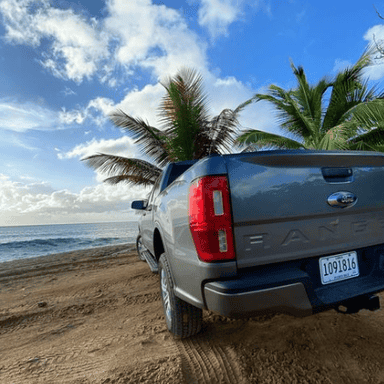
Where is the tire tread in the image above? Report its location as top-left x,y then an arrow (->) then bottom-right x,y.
159,253 -> 202,338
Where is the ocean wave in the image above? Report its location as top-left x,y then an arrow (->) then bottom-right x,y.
0,237 -> 134,264
0,237 -> 123,250
0,221 -> 138,263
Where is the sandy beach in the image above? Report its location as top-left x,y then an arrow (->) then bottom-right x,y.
1,245 -> 384,383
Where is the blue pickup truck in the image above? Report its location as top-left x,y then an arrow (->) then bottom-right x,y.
132,150 -> 384,338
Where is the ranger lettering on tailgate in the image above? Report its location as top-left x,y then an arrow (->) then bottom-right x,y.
244,217 -> 384,252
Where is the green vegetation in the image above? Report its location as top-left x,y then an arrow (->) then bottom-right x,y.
235,47 -> 384,152
83,68 -> 249,186
84,48 -> 384,188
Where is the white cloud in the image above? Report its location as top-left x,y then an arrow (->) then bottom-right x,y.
0,173 -> 149,226
0,0 -> 110,83
58,136 -> 140,161
198,0 -> 241,39
332,59 -> 353,74
0,99 -> 59,132
59,97 -> 115,126
364,25 -> 384,80
88,97 -> 115,116
58,83 -> 165,128
62,87 -> 77,97
0,0 -> 43,45
0,133 -> 39,151
196,0 -> 269,40
57,136 -> 151,183
114,83 -> 164,126
59,109 -> 86,125
0,0 -> 279,148
105,0 -> 208,78
0,0 -> 268,88
0,0 -> 210,83
365,25 -> 384,45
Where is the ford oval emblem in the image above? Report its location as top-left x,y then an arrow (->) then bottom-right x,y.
327,191 -> 357,209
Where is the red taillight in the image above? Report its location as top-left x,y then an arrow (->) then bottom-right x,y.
189,176 -> 235,262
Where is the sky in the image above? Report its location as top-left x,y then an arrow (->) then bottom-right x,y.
1,0 -> 384,226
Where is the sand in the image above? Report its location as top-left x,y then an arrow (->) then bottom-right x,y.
1,244 -> 384,383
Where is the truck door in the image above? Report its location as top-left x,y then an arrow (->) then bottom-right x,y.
141,177 -> 161,254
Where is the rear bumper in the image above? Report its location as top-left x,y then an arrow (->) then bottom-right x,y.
204,282 -> 312,317
203,244 -> 384,318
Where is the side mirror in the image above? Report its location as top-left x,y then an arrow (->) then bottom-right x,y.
131,200 -> 147,210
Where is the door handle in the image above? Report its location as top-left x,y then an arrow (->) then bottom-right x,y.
322,167 -> 353,183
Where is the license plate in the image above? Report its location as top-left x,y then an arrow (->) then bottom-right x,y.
319,251 -> 359,285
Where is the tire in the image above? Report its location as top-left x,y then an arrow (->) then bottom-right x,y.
136,235 -> 146,262
159,253 -> 202,338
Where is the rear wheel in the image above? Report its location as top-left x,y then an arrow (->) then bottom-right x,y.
136,235 -> 146,261
159,253 -> 202,338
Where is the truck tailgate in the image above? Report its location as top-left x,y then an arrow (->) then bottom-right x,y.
225,151 -> 384,268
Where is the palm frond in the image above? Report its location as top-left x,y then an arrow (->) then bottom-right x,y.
256,86 -> 317,140
235,129 -> 305,149
290,61 -> 330,129
290,61 -> 317,123
158,68 -> 211,161
348,127 -> 384,148
317,124 -> 352,150
206,108 -> 240,155
82,154 -> 161,185
233,95 -> 260,114
322,48 -> 375,131
159,68 -> 209,130
103,174 -> 157,186
109,109 -> 170,167
347,98 -> 384,130
207,99 -> 260,154
347,140 -> 382,151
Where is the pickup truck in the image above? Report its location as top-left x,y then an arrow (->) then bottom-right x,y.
131,150 -> 384,338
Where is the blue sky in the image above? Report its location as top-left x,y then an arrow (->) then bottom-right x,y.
1,0 -> 384,226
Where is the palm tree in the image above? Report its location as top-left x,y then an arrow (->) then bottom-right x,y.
235,48 -> 384,152
83,68 -> 250,186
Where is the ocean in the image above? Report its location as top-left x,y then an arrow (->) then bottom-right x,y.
0,221 -> 139,263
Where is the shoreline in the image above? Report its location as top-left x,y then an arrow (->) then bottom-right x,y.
0,220 -> 139,265
0,243 -> 135,281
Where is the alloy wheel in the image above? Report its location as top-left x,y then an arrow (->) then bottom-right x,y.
161,269 -> 172,324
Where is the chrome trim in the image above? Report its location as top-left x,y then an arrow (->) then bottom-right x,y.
327,191 -> 357,209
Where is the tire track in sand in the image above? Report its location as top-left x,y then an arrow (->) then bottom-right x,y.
1,333 -> 127,383
0,309 -> 54,335
177,335 -> 248,384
